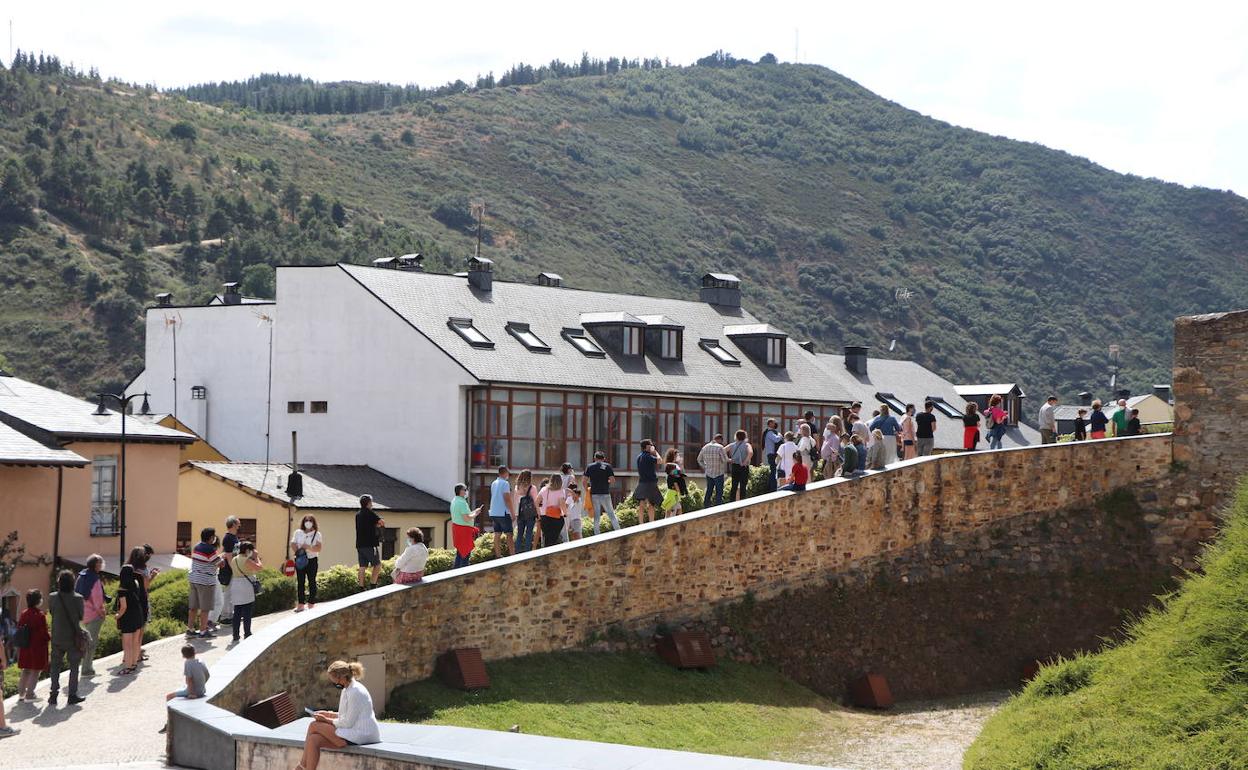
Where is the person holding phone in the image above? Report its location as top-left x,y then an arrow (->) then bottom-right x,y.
297,660 -> 381,770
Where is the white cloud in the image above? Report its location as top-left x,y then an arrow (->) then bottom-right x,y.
10,0 -> 1247,193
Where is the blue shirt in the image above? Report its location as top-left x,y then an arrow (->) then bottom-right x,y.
763,429 -> 781,456
489,477 -> 511,518
636,451 -> 659,483
870,415 -> 901,436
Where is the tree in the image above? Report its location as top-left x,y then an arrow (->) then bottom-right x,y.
400,129 -> 416,146
0,160 -> 36,230
330,200 -> 347,228
0,530 -> 50,589
168,121 -> 198,143
240,263 -> 275,299
758,53 -> 778,65
280,182 -> 302,220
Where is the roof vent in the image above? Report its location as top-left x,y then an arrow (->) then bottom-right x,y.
467,256 -> 493,292
222,282 -> 241,305
798,341 -> 815,353
700,272 -> 741,307
156,292 -> 173,307
844,345 -> 869,376
1078,391 -> 1093,406
537,272 -> 563,288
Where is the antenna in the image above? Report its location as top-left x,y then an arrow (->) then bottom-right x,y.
794,28 -> 799,62
471,200 -> 486,258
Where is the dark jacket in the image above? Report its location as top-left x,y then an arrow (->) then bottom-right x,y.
49,590 -> 84,649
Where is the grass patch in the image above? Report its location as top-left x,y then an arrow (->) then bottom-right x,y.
966,478 -> 1248,768
388,651 -> 838,760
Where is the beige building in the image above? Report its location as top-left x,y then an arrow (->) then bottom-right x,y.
178,462 -> 450,567
0,371 -> 192,615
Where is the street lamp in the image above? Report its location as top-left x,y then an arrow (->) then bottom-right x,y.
92,391 -> 154,567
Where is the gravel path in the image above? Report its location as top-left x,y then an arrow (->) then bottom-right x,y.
2,609 -> 293,768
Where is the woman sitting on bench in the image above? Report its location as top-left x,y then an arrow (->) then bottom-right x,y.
297,659 -> 381,770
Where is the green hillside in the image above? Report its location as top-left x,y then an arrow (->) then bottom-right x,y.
965,479 -> 1248,768
1,55 -> 1246,398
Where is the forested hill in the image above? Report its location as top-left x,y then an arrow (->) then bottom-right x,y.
1,55 -> 1246,403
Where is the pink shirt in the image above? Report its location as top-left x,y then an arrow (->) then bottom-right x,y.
538,488 -> 566,517
83,578 -> 106,623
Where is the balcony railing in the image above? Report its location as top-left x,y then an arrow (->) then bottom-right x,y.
90,503 -> 120,536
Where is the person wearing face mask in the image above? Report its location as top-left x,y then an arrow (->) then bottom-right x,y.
449,483 -> 481,569
290,514 -> 323,612
298,660 -> 381,770
392,528 -> 428,584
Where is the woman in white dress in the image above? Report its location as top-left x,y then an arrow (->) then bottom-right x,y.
297,660 -> 381,770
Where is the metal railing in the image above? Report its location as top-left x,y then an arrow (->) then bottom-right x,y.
89,503 -> 120,536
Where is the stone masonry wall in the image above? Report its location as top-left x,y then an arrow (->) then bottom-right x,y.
1173,308 -> 1248,511
212,435 -> 1175,714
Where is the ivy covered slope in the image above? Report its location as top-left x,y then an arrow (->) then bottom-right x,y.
1,58 -> 1247,397
965,479 -> 1248,768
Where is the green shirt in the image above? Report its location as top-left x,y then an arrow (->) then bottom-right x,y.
450,496 -> 475,527
1112,409 -> 1129,436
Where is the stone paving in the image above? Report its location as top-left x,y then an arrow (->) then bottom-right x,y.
3,609 -> 293,769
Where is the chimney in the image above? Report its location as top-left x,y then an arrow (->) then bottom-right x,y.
190,385 -> 208,440
1115,388 -> 1131,402
1078,391 -> 1093,406
1153,384 -> 1172,403
537,272 -> 563,288
700,273 -> 741,307
467,256 -> 493,292
844,345 -> 869,376
156,292 -> 173,307
222,282 -> 241,305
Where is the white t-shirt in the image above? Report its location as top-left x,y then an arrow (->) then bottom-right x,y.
291,529 -> 323,553
778,440 -> 798,476
565,497 -> 585,522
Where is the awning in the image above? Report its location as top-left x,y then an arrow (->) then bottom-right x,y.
59,552 -> 192,577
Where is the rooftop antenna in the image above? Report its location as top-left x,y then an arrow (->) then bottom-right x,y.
471,200 -> 485,258
1108,344 -> 1121,390
794,28 -> 799,62
889,287 -> 914,352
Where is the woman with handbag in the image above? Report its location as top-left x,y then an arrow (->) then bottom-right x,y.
16,588 -> 49,700
48,569 -> 86,705
290,514 -> 323,612
230,541 -> 263,642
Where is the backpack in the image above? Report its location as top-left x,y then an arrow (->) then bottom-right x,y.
517,485 -> 538,522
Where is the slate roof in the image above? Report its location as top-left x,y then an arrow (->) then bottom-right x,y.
955,383 -> 1025,397
811,355 -> 1039,450
187,462 -> 448,511
0,373 -> 193,443
337,264 -> 852,403
0,421 -> 88,466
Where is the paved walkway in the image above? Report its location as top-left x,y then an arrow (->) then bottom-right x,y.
3,609 -> 294,768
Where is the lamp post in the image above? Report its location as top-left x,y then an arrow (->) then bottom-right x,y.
92,391 -> 154,567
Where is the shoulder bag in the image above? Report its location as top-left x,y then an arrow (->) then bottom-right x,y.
56,592 -> 91,656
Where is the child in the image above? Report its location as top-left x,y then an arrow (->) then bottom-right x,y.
565,483 -> 585,541
780,450 -> 808,491
1074,408 -> 1088,441
1126,408 -> 1142,436
661,449 -> 688,518
167,644 -> 210,702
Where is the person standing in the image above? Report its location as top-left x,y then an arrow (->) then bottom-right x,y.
866,429 -> 887,469
582,451 -> 620,535
631,439 -> 664,524
697,433 -> 729,508
725,429 -> 753,502
849,403 -> 870,443
915,402 -> 938,457
354,495 -> 385,589
795,423 -> 819,474
777,432 -> 799,486
187,528 -> 223,638
762,419 -> 782,491
537,474 -> 567,547
449,484 -> 480,569
489,466 -> 516,557
134,544 -> 158,653
48,570 -> 86,705
962,402 -> 982,451
1126,408 -> 1143,436
564,484 -> 586,541
1074,408 -> 1088,441
75,554 -> 107,677
513,470 -> 540,552
1112,398 -> 1130,437
1039,396 -> 1059,445
291,514 -> 323,612
0,634 -> 17,737
820,418 -> 842,477
1089,399 -> 1110,439
115,565 -> 145,674
984,395 -> 1008,450
900,404 -> 918,460
869,404 -> 901,465
229,542 -> 263,642
661,449 -> 688,518
16,589 -> 48,700
216,516 -> 241,626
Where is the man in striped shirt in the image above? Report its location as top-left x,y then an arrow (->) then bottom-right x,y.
187,527 -> 223,638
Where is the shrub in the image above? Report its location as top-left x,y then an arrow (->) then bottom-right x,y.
147,574 -> 190,622
1030,653 -> 1101,698
425,548 -> 455,575
254,569 -> 296,615
315,564 -> 366,602
470,534 -> 500,564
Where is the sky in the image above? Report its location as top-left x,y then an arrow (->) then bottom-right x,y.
9,1 -> 1248,194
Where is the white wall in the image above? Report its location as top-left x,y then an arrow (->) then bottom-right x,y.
129,304 -> 278,461
269,266 -> 477,497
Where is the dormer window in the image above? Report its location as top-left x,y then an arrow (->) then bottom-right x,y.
580,312 -> 646,359
637,315 -> 684,361
506,322 -> 550,352
561,328 -> 605,357
725,323 -> 787,368
699,339 -> 740,366
623,326 -> 643,357
448,317 -> 494,349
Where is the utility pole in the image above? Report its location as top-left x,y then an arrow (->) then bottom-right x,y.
471,201 -> 485,258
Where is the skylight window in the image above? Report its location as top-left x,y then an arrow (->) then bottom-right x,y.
928,396 -> 962,418
875,392 -> 907,414
561,328 -> 605,358
448,317 -> 494,349
698,339 -> 741,366
506,322 -> 551,353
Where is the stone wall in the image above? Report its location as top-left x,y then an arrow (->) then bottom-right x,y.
211,434 -> 1176,714
1173,308 -> 1248,510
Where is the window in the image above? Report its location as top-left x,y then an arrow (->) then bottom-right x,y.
699,339 -> 741,366
928,397 -> 962,419
238,518 -> 257,546
287,401 -> 305,414
381,527 -> 399,560
89,456 -> 119,536
310,401 -> 328,414
191,386 -> 207,400
506,322 -> 551,352
419,527 -> 435,547
766,337 -> 785,367
623,326 -> 642,357
562,328 -> 605,357
176,522 -> 193,556
659,329 -> 680,359
875,392 -> 906,415
448,317 -> 494,349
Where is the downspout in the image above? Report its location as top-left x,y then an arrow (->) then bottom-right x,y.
52,465 -> 64,574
